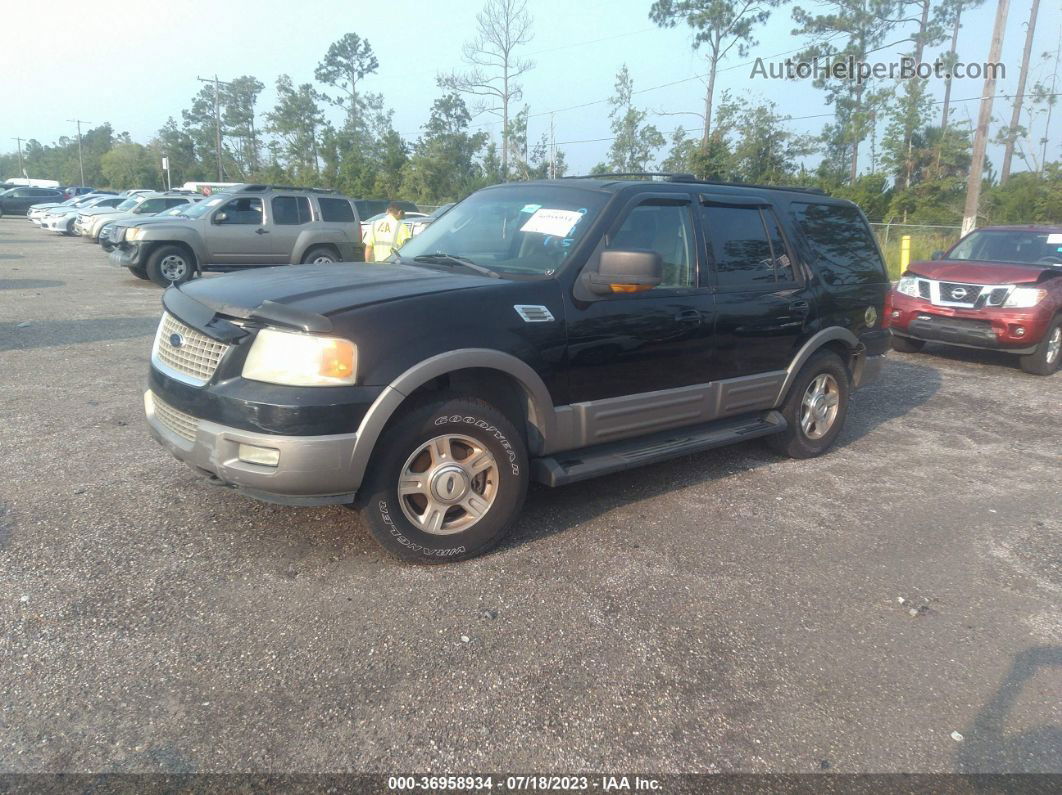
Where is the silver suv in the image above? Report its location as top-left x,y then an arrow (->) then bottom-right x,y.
108,185 -> 365,287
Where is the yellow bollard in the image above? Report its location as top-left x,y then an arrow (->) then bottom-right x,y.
899,235 -> 911,276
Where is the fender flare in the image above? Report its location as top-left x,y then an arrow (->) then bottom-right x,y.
349,349 -> 558,488
775,327 -> 861,405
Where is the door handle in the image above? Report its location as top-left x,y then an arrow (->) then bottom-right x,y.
256,228 -> 269,235
674,309 -> 701,324
789,300 -> 810,313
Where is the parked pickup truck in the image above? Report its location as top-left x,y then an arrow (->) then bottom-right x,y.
110,184 -> 365,286
141,174 -> 889,563
886,225 -> 1062,375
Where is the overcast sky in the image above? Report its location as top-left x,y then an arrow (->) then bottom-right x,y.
1,0 -> 1059,176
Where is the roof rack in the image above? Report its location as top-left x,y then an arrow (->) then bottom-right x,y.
561,172 -> 826,196
235,184 -> 340,194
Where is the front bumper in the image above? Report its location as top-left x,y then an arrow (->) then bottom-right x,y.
43,216 -> 72,232
109,245 -> 141,268
145,390 -> 360,506
886,292 -> 1047,354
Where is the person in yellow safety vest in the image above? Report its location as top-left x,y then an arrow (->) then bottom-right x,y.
364,203 -> 412,262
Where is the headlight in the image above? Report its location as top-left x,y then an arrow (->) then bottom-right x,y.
1003,287 -> 1046,308
242,328 -> 357,386
895,275 -> 920,297
127,227 -> 146,241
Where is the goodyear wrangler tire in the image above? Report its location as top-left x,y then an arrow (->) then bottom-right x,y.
357,396 -> 529,564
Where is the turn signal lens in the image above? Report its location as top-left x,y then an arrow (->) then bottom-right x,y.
610,283 -> 654,293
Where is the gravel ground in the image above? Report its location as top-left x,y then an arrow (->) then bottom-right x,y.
0,216 -> 1059,775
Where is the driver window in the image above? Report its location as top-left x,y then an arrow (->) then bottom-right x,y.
217,197 -> 263,225
608,203 -> 695,289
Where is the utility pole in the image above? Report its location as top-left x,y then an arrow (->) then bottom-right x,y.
1001,0 -> 1040,183
549,113 -> 556,179
961,0 -> 1009,237
11,137 -> 26,178
197,74 -> 232,181
66,119 -> 90,185
1040,30 -> 1060,175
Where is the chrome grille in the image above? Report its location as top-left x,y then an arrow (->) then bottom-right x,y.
152,393 -> 199,442
907,277 -> 1013,308
938,281 -> 982,306
152,312 -> 230,385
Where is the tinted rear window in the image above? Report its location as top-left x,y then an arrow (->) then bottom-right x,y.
319,198 -> 356,223
792,202 -> 886,285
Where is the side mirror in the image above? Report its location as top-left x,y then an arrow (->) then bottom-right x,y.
214,211 -> 228,224
587,249 -> 663,296
930,250 -> 945,260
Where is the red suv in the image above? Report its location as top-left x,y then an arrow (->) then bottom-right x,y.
885,225 -> 1062,375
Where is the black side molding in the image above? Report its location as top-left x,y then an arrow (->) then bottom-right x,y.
249,300 -> 334,333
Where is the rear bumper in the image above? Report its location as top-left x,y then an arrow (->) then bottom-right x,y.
145,390 -> 360,506
886,292 -> 1048,354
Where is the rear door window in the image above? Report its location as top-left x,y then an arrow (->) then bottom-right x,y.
792,202 -> 886,284
703,205 -> 795,288
273,195 -> 313,224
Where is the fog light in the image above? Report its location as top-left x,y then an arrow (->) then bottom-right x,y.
237,443 -> 280,467
1014,326 -> 1025,337
891,310 -> 901,319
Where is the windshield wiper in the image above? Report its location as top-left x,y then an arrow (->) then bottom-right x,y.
412,253 -> 501,279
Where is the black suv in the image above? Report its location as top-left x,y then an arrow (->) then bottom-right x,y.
143,175 -> 888,563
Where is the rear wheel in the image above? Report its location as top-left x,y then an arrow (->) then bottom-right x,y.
301,246 -> 338,264
890,334 -> 925,353
146,245 -> 195,287
356,395 -> 529,564
1019,319 -> 1062,376
767,350 -> 850,459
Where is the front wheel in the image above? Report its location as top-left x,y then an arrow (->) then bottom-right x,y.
767,350 -> 851,459
128,265 -> 150,280
1019,319 -> 1062,376
356,396 -> 529,564
146,245 -> 195,287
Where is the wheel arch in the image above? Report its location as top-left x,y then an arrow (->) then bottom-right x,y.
350,349 -> 558,489
775,327 -> 861,406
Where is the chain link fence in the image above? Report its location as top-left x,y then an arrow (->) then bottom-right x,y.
870,222 -> 962,280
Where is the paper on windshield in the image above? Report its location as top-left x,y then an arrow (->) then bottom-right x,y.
520,208 -> 583,238
1047,233 -> 1062,244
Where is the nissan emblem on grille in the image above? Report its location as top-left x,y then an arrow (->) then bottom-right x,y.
950,287 -> 968,301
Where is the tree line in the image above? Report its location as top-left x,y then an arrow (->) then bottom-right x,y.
2,0 -> 1058,226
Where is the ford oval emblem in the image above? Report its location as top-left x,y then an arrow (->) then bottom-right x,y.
169,333 -> 185,348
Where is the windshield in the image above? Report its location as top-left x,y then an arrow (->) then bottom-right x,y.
396,185 -> 607,276
116,197 -> 141,211
178,195 -> 229,219
948,229 -> 1062,266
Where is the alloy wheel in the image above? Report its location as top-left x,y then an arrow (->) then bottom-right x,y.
800,373 -> 840,440
397,433 -> 499,535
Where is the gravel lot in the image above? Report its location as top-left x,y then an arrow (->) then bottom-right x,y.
1,216 -> 1059,775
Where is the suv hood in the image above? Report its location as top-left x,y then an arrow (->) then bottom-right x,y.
177,263 -> 500,328
908,259 -> 1055,285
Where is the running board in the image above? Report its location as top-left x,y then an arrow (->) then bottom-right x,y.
532,411 -> 787,487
